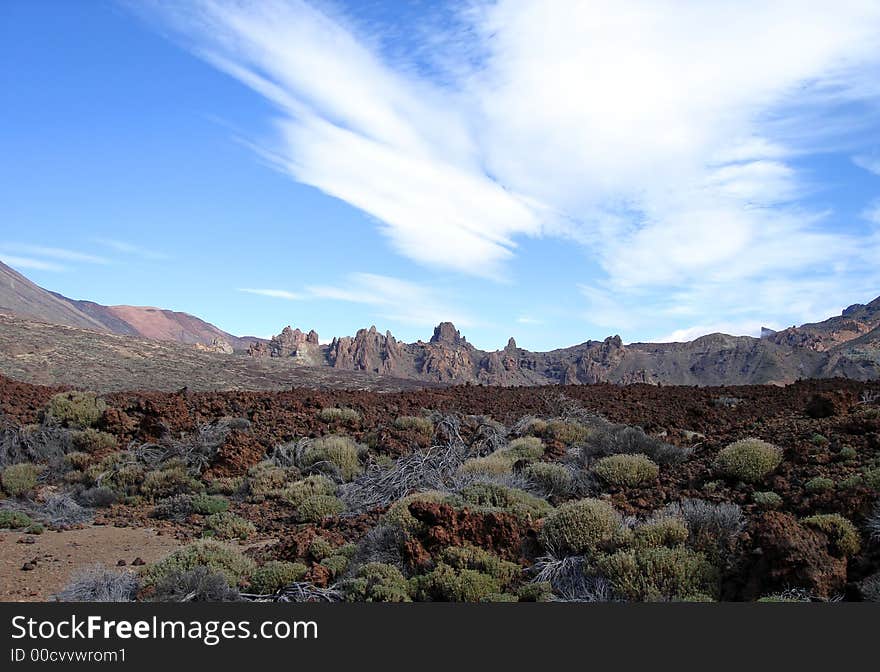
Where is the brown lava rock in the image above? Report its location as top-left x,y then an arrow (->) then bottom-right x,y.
740,511 -> 846,599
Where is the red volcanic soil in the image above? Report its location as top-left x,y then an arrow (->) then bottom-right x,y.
2,374 -> 879,602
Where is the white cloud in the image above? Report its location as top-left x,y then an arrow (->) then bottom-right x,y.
93,238 -> 168,260
238,288 -> 302,300
658,321 -> 780,343
853,154 -> 880,175
307,272 -> 473,328
146,1 -> 880,333
1,244 -> 110,265
0,254 -> 67,272
516,316 -> 543,325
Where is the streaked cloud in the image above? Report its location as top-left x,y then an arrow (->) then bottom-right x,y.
1,244 -> 110,265
238,287 -> 302,300
307,272 -> 473,328
0,254 -> 68,272
853,154 -> 880,175
93,237 -> 168,260
144,0 -> 880,337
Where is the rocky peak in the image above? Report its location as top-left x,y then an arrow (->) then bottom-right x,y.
248,325 -> 320,358
505,337 -> 517,351
430,322 -> 466,346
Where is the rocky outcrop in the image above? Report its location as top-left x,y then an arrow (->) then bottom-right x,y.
250,297 -> 880,386
193,337 -> 234,355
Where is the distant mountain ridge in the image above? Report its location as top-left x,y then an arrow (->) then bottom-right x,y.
2,259 -> 879,386
250,300 -> 880,386
0,260 -> 259,351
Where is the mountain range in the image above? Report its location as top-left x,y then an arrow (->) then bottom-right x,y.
1,259 -> 879,387
0,260 -> 259,351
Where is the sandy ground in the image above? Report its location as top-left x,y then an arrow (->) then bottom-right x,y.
0,525 -> 180,602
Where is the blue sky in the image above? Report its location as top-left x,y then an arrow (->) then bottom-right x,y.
2,1 -> 880,350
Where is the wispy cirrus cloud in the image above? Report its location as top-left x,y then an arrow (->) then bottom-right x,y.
93,238 -> 168,260
238,272 -> 473,328
0,254 -> 68,273
1,244 -> 110,265
853,154 -> 880,176
144,0 -> 880,339
238,288 -> 302,300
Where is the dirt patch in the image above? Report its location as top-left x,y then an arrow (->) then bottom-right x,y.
0,525 -> 180,602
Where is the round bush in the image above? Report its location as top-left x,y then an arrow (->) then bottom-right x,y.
593,454 -> 659,487
714,438 -> 782,483
1,463 -> 43,496
752,491 -> 782,509
249,561 -> 307,594
296,494 -> 345,523
45,391 -> 106,428
805,476 -> 834,493
341,562 -> 411,602
205,512 -> 255,540
143,540 -> 256,588
539,498 -> 622,556
802,513 -> 860,556
302,435 -> 362,481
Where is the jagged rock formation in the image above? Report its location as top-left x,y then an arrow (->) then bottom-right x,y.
248,326 -> 321,365
250,296 -> 880,386
4,258 -> 879,387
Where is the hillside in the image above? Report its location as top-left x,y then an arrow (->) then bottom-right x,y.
0,260 -> 258,350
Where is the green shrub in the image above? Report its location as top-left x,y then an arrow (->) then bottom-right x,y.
517,582 -> 554,602
802,514 -> 860,556
141,465 -> 203,500
319,554 -> 349,578
249,561 -> 307,593
862,467 -> 880,490
597,546 -> 718,601
544,420 -> 591,445
521,418 -> 548,436
0,509 -> 33,529
191,494 -> 229,515
301,435 -> 362,481
810,433 -> 829,447
85,454 -> 145,495
632,517 -> 689,549
152,494 -> 195,520
308,536 -> 334,561
383,491 -> 459,533
282,475 -> 337,506
409,563 -> 503,602
143,540 -> 256,588
207,476 -> 245,496
439,545 -> 521,586
805,476 -> 834,493
205,512 -> 255,540
539,498 -> 622,556
593,454 -> 659,487
246,462 -> 298,499
1,463 -> 43,496
65,451 -> 93,470
459,482 -> 552,520
714,438 -> 782,483
458,453 -> 515,476
501,437 -> 545,461
297,494 -> 344,522
45,391 -> 106,428
71,429 -> 117,454
25,522 -> 45,535
340,563 -> 411,602
318,407 -> 361,425
525,462 -> 572,495
752,491 -> 783,509
839,474 -> 864,490
837,446 -> 857,462
393,416 -> 433,436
